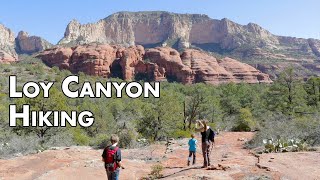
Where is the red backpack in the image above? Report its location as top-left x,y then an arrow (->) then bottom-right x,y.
104,146 -> 119,172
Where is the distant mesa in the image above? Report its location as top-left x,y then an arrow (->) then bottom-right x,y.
1,11 -> 320,79
58,11 -> 320,63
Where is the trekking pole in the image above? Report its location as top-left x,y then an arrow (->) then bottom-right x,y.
211,141 -> 214,153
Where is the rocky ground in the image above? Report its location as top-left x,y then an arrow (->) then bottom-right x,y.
0,132 -> 319,180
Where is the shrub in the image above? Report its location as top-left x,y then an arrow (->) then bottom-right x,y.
119,129 -> 138,148
71,128 -> 90,146
42,130 -> 74,148
207,122 -> 217,129
247,113 -> 320,148
0,135 -> 40,158
90,134 -> 110,149
150,164 -> 164,179
218,115 -> 237,131
3,68 -> 11,72
171,130 -> 192,139
232,108 -> 256,132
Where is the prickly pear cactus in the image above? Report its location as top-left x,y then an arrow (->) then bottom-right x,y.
263,137 -> 308,153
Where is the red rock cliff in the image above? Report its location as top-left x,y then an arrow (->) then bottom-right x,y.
37,44 -> 272,84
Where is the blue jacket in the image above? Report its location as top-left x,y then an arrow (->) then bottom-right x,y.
188,138 -> 197,152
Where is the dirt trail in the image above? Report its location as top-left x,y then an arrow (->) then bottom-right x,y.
0,132 -> 319,180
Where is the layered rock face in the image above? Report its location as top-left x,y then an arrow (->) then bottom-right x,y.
58,11 -> 320,63
180,50 -> 271,84
37,44 -> 272,84
59,12 -> 277,50
15,31 -> 53,54
308,39 -> 320,57
37,44 -> 145,78
0,24 -> 17,62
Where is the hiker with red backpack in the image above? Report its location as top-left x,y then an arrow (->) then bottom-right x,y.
195,120 -> 215,168
102,134 -> 124,180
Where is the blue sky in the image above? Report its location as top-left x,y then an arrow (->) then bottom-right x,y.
1,0 -> 319,44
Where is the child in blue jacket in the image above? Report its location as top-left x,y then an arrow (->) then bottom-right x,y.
188,134 -> 197,166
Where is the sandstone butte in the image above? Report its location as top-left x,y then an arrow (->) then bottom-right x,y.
0,23 -> 52,63
37,44 -> 272,85
15,31 -> 53,55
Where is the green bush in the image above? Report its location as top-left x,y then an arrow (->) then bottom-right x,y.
207,122 -> 216,129
119,129 -> 138,148
232,108 -> 256,132
3,68 -> 11,72
0,135 -> 40,158
171,130 -> 192,139
90,134 -> 109,149
150,164 -> 164,179
42,131 -> 74,148
71,128 -> 90,146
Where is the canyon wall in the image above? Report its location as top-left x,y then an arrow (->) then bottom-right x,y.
58,11 -> 320,63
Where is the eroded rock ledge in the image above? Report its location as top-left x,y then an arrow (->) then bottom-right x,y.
37,44 -> 272,84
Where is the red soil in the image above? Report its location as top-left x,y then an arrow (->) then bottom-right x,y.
0,132 -> 319,180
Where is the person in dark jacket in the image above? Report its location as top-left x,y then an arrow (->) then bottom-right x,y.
195,120 -> 214,168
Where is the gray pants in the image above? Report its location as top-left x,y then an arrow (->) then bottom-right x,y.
201,141 -> 211,167
188,151 -> 196,165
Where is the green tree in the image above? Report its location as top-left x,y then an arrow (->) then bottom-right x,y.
13,86 -> 69,142
200,87 -> 223,123
266,68 -> 308,117
219,83 -> 242,115
0,93 -> 10,140
137,90 -> 183,141
184,84 -> 210,129
233,108 -> 256,131
78,99 -> 115,137
304,77 -> 320,107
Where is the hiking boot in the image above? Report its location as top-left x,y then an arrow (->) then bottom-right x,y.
187,161 -> 190,166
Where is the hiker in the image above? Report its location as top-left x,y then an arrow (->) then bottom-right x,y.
187,133 -> 197,166
102,134 -> 124,180
195,120 -> 215,168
